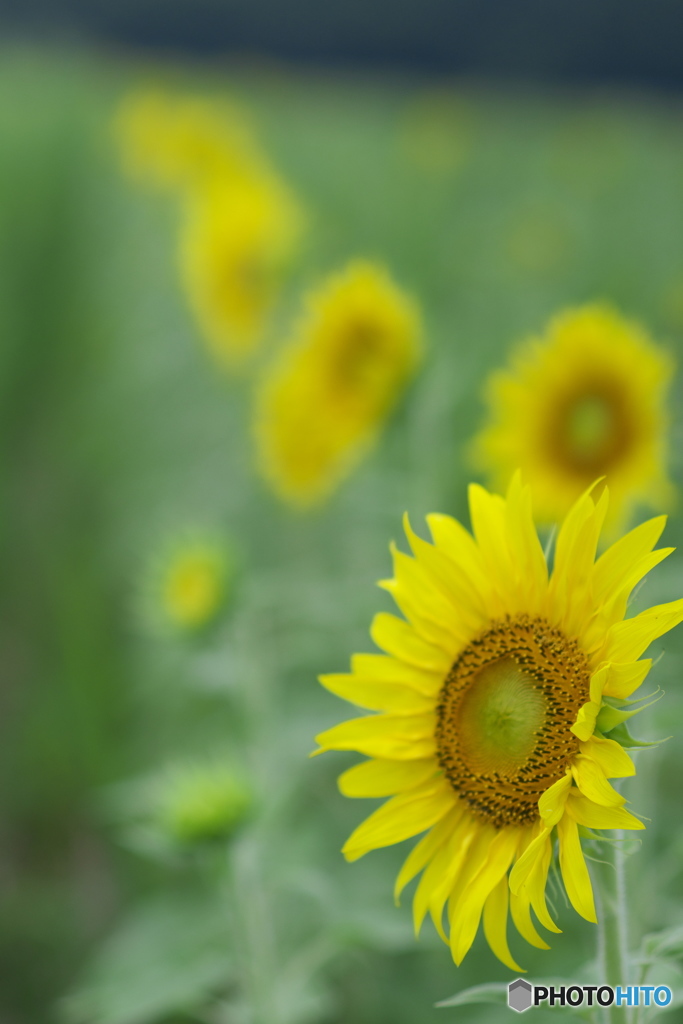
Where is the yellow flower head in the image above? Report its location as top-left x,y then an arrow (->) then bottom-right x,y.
116,88 -> 305,368
179,174 -> 303,367
473,305 -> 675,532
255,260 -> 422,506
315,475 -> 683,971
142,532 -> 233,636
115,88 -> 261,192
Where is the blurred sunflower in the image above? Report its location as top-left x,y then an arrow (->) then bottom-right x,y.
315,475 -> 683,970
115,88 -> 260,192
255,260 -> 422,506
179,174 -> 303,367
473,305 -> 675,531
141,532 -> 233,637
116,88 -> 305,367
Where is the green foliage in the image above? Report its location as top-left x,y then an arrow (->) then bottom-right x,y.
436,981 -> 508,1007
61,893 -> 235,1024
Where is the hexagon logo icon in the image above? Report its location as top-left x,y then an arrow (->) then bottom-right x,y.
508,978 -> 533,1012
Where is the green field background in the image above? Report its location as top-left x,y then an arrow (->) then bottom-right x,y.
1,46 -> 682,1024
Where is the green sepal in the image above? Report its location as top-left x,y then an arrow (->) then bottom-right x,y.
602,687 -> 662,709
596,704 -> 640,732
596,689 -> 663,733
600,721 -> 669,749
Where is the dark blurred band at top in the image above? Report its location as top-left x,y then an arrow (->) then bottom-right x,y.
3,0 -> 683,91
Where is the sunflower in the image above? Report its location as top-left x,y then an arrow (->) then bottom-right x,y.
314,476 -> 683,970
473,305 -> 675,532
115,89 -> 261,192
255,260 -> 422,506
116,89 -> 304,367
179,174 -> 303,367
140,532 -> 233,636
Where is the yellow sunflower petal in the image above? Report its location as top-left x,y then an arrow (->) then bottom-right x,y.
571,755 -> 626,806
601,659 -> 652,700
508,828 -> 548,896
571,701 -> 600,741
313,712 -> 436,759
338,757 -> 438,798
550,487 -> 609,633
557,813 -> 597,923
582,548 -> 675,651
552,486 -> 604,592
342,777 -> 456,862
370,612 -> 452,672
504,472 -> 548,613
411,812 -> 479,936
600,600 -> 683,664
538,771 -> 573,827
483,874 -> 524,972
426,816 -> 481,941
402,513 -> 489,628
468,483 -> 515,597
426,512 -> 501,613
526,832 -> 562,935
380,543 -> 467,650
566,790 -> 645,830
350,653 -> 443,696
508,823 -> 561,934
509,889 -> 551,950
579,736 -> 636,778
412,837 -> 453,935
449,827 -> 520,965
592,515 -> 668,603
394,805 -> 463,904
319,672 -> 436,713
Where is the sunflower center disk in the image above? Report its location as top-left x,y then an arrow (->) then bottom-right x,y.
457,658 -> 547,775
436,615 -> 590,828
552,385 -> 632,476
333,322 -> 385,393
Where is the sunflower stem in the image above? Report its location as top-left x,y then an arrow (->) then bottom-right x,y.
593,832 -> 632,1024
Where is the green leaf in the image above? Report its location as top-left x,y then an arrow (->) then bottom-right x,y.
60,891 -> 233,1024
436,983 -> 508,1008
642,924 -> 683,960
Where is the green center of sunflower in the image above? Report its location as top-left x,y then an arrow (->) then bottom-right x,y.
552,385 -> 632,476
456,657 -> 547,776
436,615 -> 590,828
566,395 -> 613,458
